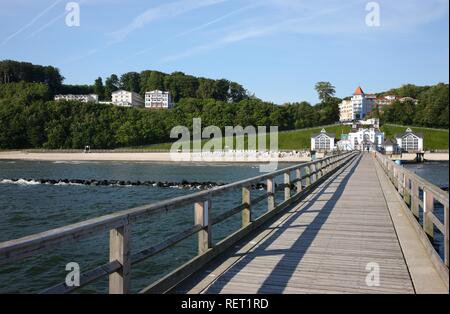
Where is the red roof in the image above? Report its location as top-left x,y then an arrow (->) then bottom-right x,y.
353,86 -> 365,95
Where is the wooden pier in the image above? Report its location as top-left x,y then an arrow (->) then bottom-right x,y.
0,151 -> 448,294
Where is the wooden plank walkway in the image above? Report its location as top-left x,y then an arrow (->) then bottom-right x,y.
175,154 -> 416,294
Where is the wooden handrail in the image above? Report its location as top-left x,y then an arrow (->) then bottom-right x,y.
374,152 -> 449,275
0,151 -> 358,293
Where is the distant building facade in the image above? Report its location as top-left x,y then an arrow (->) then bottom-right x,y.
339,86 -> 417,122
54,94 -> 99,103
395,128 -> 424,152
145,90 -> 174,109
310,129 -> 336,152
338,122 -> 384,152
111,90 -> 144,108
383,139 -> 399,154
338,86 -> 375,122
347,124 -> 385,151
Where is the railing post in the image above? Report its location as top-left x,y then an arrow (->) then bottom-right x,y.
411,181 -> 419,218
295,168 -> 302,193
310,164 -> 316,184
423,190 -> 435,239
267,177 -> 275,211
109,224 -> 131,294
393,166 -> 397,188
305,166 -> 311,187
404,176 -> 411,206
445,205 -> 449,267
325,158 -> 331,174
195,199 -> 212,254
242,186 -> 251,227
284,171 -> 291,201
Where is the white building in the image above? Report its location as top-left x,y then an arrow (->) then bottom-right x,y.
395,128 -> 424,152
338,86 -> 375,122
145,90 -> 174,109
54,94 -> 99,103
348,125 -> 385,151
383,139 -> 399,154
339,122 -> 384,151
339,86 -> 416,122
310,129 -> 336,152
111,90 -> 144,108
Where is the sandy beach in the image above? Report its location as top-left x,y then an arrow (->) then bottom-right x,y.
1,151 -> 447,163
0,151 -> 311,163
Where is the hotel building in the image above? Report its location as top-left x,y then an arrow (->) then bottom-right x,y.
111,90 -> 144,108
339,86 -> 414,122
145,90 -> 174,109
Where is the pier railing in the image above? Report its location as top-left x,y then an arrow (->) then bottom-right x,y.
0,151 -> 358,294
375,152 -> 449,286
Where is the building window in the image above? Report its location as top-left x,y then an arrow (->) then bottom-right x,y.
403,135 -> 419,152
315,135 -> 331,151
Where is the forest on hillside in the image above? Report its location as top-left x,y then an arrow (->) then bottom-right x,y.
0,60 -> 448,149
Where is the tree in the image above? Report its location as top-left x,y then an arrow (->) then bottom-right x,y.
229,82 -> 247,102
94,77 -> 105,100
140,70 -> 165,95
0,60 -> 64,94
104,74 -> 119,100
315,81 -> 336,103
120,72 -> 140,93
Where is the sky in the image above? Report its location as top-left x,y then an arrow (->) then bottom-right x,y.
0,0 -> 449,104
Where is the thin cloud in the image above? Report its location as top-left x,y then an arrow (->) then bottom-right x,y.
109,0 -> 229,44
129,3 -> 255,59
161,6 -> 342,63
161,0 -> 449,63
27,0 -> 90,39
0,0 -> 62,46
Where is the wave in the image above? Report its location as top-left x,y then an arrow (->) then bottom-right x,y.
0,179 -> 40,185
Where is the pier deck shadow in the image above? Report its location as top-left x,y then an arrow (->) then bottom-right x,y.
174,154 -> 417,294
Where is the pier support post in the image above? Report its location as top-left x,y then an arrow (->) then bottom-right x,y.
109,224 -> 131,294
242,186 -> 251,227
423,191 -> 435,239
267,178 -> 275,211
295,168 -> 302,194
284,172 -> 291,201
195,199 -> 212,255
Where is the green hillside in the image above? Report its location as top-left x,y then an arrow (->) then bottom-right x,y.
381,124 -> 449,150
134,124 -> 448,152
128,124 -> 352,151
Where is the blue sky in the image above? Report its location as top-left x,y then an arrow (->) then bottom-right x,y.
0,0 -> 448,104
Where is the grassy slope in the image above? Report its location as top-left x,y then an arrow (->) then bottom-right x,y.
381,124 -> 449,150
136,124 -> 448,151
129,124 -> 352,151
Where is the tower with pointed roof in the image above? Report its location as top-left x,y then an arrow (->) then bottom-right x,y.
338,86 -> 377,122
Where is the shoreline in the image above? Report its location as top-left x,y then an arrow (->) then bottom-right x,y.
0,151 -> 311,163
0,151 -> 448,163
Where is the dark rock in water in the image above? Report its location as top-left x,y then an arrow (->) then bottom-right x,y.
3,177 -> 233,191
